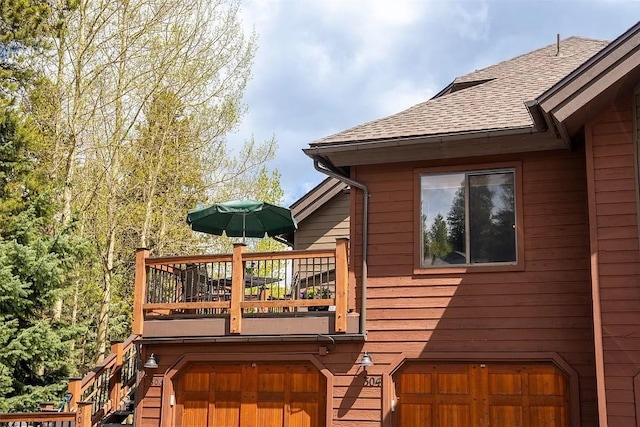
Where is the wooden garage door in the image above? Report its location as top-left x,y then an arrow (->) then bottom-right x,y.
396,362 -> 570,427
176,362 -> 325,427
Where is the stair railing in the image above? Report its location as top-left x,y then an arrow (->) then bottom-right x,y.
67,334 -> 139,426
0,338 -> 139,427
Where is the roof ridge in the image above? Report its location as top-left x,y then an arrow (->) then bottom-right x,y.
310,34 -> 611,147
564,35 -> 609,43
455,36 -> 608,83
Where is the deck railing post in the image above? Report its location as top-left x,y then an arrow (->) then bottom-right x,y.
76,401 -> 93,427
335,238 -> 349,333
67,377 -> 82,411
230,243 -> 246,334
109,341 -> 124,411
133,248 -> 150,335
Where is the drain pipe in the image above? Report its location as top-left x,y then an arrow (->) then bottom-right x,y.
313,158 -> 369,338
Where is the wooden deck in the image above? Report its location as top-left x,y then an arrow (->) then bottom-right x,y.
133,239 -> 355,337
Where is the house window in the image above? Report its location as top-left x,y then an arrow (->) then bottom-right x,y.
420,169 -> 517,267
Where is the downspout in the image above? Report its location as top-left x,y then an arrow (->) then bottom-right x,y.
313,158 -> 369,338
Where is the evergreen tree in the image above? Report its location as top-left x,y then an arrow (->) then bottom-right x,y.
427,213 -> 452,263
0,0 -> 88,412
447,186 -> 465,256
0,103 -> 88,412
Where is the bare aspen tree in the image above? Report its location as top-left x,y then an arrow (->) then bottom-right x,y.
40,0 -> 278,362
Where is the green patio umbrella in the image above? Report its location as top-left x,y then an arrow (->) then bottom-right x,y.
186,200 -> 297,240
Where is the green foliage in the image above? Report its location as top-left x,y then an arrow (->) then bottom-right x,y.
427,213 -> 451,261
0,111 -> 88,411
0,0 -> 52,93
447,187 -> 465,254
0,0 -> 284,399
304,286 -> 330,299
0,0 -> 52,46
0,4 -> 88,409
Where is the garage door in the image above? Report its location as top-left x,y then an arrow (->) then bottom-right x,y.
396,362 -> 570,427
175,362 -> 326,427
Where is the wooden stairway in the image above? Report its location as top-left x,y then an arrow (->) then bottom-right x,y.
0,334 -> 139,427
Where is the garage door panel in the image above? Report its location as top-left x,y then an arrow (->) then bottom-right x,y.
210,401 -> 240,427
529,405 -> 566,426
399,403 -> 432,427
438,404 -> 471,425
488,373 -> 523,395
256,401 -> 283,427
437,372 -> 469,395
489,405 -> 523,427
258,372 -> 286,392
183,400 -> 208,427
291,372 -> 320,393
212,371 -> 242,392
528,373 -> 566,396
178,362 -> 325,427
397,362 -> 570,427
182,372 -> 210,392
399,372 -> 432,394
289,401 -> 318,427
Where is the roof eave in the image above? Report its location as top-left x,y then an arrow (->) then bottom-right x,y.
538,22 -> 639,109
304,126 -> 565,167
537,21 -> 640,136
290,177 -> 348,223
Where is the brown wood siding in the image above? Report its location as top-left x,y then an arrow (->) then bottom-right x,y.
294,191 -> 350,251
348,150 -> 598,426
586,93 -> 640,427
136,341 -> 369,427
137,150 -> 598,426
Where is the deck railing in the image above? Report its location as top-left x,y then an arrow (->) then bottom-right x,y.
133,238 -> 350,334
0,402 -> 92,427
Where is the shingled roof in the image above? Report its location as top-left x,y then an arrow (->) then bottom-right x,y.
309,37 -> 608,148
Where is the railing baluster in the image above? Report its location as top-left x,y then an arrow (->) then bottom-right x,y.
139,246 -> 345,319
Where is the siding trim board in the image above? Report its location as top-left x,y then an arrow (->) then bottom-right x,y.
291,177 -> 348,224
382,351 -> 581,427
158,352 -> 335,427
634,85 -> 640,253
635,372 -> 640,427
584,121 -> 609,426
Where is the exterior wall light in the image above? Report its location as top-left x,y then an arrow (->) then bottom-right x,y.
144,353 -> 158,369
358,352 -> 373,368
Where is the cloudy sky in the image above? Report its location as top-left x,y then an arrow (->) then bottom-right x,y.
232,0 -> 640,205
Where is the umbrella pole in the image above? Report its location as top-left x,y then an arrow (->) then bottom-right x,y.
242,213 -> 246,243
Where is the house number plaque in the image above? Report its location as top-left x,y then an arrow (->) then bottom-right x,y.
364,376 -> 382,387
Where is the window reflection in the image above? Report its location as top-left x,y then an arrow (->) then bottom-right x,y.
421,170 -> 516,267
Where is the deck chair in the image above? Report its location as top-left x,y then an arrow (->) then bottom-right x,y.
180,264 -> 211,315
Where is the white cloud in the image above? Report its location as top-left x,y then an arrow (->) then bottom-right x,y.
241,0 -> 433,89
234,0 -> 640,205
307,0 -> 431,74
442,1 -> 491,41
